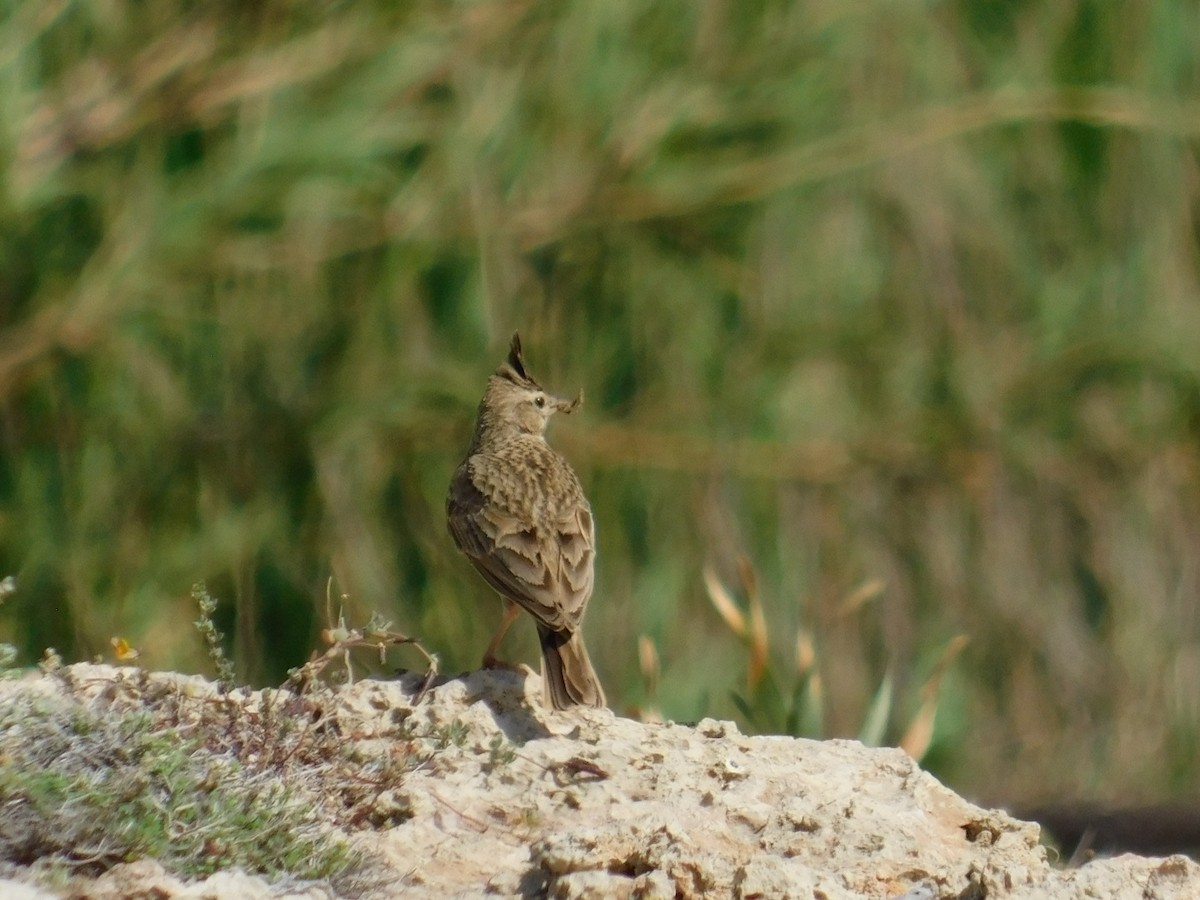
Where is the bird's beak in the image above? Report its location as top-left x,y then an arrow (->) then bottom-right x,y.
554,390 -> 583,414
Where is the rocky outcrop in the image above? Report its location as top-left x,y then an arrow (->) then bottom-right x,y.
1,665 -> 1196,899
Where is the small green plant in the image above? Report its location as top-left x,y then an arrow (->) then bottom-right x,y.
703,558 -> 967,761
0,580 -> 441,886
192,582 -> 237,687
0,694 -> 349,879
0,575 -> 16,673
703,559 -> 824,738
434,719 -> 470,750
487,733 -> 516,768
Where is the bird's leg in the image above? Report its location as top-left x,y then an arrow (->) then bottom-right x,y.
482,600 -> 522,670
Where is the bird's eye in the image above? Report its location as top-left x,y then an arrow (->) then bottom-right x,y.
534,395 -> 546,408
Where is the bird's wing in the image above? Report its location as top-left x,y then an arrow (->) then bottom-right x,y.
447,460 -> 594,632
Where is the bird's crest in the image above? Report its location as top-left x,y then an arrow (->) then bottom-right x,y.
497,332 -> 541,389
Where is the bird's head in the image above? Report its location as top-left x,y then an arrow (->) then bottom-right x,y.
480,333 -> 582,438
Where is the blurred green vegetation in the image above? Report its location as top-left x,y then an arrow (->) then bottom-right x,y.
2,0 -> 1200,808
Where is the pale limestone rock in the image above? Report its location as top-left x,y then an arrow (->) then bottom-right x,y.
1,664 -> 1197,899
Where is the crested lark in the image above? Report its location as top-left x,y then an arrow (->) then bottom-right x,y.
446,333 -> 606,710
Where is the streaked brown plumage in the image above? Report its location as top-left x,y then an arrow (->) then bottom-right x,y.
446,332 -> 605,710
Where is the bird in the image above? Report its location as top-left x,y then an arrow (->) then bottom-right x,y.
446,332 -> 606,710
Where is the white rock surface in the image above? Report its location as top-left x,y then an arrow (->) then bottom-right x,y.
2,664 -> 1198,899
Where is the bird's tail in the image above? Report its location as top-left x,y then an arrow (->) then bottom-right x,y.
537,625 -> 606,710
